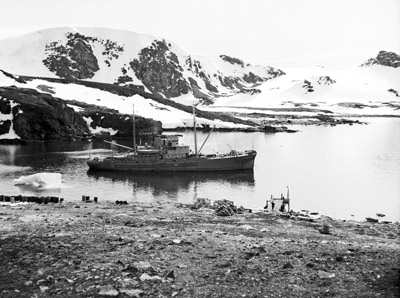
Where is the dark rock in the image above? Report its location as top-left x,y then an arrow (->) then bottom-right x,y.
130,39 -> 190,98
0,119 -> 11,135
220,55 -> 245,67
361,51 -> 400,68
0,86 -> 90,141
214,199 -> 237,216
165,269 -> 175,280
283,262 -> 294,269
0,85 -> 162,142
215,205 -> 235,216
243,251 -> 260,260
388,89 -> 399,97
43,35 -> 99,80
335,256 -> 344,262
320,223 -> 331,234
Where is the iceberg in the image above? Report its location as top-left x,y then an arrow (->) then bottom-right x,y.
13,173 -> 62,189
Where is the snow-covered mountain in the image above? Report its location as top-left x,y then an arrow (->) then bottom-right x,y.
0,27 -> 283,102
1,27 -> 400,142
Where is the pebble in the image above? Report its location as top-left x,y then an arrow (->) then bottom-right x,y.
120,289 -> 144,297
98,285 -> 119,296
318,270 -> 336,279
139,273 -> 162,282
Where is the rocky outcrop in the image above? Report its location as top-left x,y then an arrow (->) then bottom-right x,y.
129,43 -> 284,100
130,40 -> 190,98
220,55 -> 245,67
0,86 -> 90,141
43,32 -> 125,80
0,86 -> 162,142
81,108 -> 162,139
220,55 -> 285,85
317,76 -> 336,85
301,76 -> 336,94
361,51 -> 400,68
2,28 -> 288,101
388,88 -> 399,97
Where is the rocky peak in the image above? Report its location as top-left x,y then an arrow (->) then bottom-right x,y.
43,32 -> 125,80
361,51 -> 400,68
130,40 -> 190,98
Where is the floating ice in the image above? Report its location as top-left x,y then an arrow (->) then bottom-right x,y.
13,173 -> 62,189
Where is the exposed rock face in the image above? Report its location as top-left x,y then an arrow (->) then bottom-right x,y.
38,30 -> 286,101
317,76 -> 336,85
220,55 -> 245,67
388,88 -> 399,97
220,55 -> 285,84
361,51 -> 400,68
0,86 -> 90,141
43,32 -> 124,80
0,86 -> 161,142
0,119 -> 11,135
81,109 -> 162,139
301,76 -> 336,94
130,40 -> 190,98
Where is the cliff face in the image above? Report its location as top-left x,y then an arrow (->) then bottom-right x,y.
0,86 -> 90,141
80,107 -> 162,139
130,40 -> 190,98
0,86 -> 162,142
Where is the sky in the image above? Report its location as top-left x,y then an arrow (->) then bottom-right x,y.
1,0 -> 399,68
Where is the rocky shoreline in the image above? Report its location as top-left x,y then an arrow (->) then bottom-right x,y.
0,200 -> 399,297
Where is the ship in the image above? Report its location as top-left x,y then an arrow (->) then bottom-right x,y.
87,105 -> 257,172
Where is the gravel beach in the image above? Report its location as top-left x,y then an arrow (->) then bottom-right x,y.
0,200 -> 399,298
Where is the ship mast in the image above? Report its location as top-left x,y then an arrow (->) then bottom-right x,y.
193,103 -> 198,157
132,102 -> 137,154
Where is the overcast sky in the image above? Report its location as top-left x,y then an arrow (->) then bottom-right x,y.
1,0 -> 399,68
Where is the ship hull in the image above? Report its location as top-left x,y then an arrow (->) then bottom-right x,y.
87,150 -> 256,172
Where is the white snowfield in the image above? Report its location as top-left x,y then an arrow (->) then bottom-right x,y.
0,27 -> 399,140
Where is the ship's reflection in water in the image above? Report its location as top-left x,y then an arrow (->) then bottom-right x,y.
87,170 -> 255,203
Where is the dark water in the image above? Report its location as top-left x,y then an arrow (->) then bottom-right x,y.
1,118 -> 399,222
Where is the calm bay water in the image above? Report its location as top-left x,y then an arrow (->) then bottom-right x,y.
1,118 -> 399,222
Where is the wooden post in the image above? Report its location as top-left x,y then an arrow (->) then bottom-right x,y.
193,103 -> 198,157
132,102 -> 136,154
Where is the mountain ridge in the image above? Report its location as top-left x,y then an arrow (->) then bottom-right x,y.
1,27 -> 400,142
0,27 -> 284,102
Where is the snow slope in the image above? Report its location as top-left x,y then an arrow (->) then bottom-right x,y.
0,27 -> 281,100
200,65 -> 400,116
0,27 -> 156,81
0,74 -> 250,130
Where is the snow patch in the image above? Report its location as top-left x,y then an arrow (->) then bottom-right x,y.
67,104 -> 84,112
83,115 -> 118,135
90,126 -> 118,136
